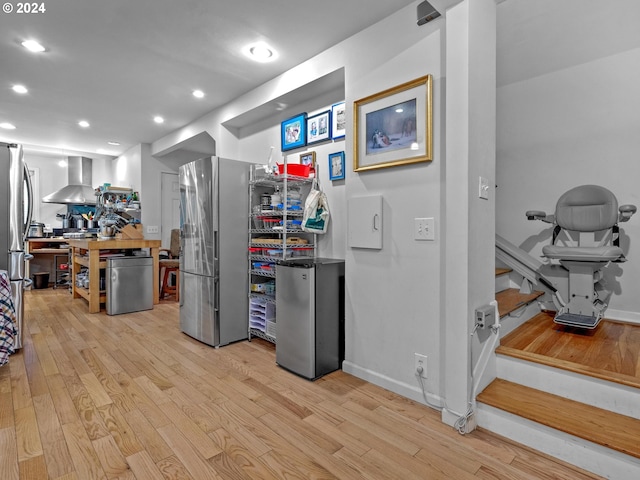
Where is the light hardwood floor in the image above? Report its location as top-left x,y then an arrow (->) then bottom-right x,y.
0,289 -> 603,480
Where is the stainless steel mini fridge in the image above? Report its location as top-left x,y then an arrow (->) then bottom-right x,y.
275,258 -> 345,380
106,256 -> 153,315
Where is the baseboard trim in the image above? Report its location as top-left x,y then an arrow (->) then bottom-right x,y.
605,308 -> 640,325
342,360 -> 445,412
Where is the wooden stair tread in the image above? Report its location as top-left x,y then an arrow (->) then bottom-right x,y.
495,267 -> 511,277
496,288 -> 543,317
497,312 -> 640,390
477,379 -> 640,460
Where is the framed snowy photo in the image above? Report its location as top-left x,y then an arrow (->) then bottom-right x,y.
354,75 -> 433,172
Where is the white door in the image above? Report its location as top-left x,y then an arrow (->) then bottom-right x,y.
161,172 -> 180,248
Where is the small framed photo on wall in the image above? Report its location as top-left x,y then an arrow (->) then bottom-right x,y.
281,113 -> 307,151
328,151 -> 345,181
306,110 -> 332,145
331,101 -> 346,139
300,151 -> 316,169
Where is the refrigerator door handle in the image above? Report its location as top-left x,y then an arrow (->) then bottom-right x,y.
9,251 -> 25,280
214,276 -> 220,312
213,230 -> 219,277
25,253 -> 34,261
23,163 -> 34,242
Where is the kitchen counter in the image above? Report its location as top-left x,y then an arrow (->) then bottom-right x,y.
67,238 -> 162,313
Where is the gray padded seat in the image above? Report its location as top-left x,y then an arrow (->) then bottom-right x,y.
542,185 -> 624,262
543,245 -> 623,262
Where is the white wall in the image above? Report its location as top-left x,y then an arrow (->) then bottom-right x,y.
342,19 -> 445,402
496,45 -> 640,323
142,144 -> 180,241
24,154 -> 67,227
112,143 -> 183,242
113,144 -> 142,191
443,0 -> 496,424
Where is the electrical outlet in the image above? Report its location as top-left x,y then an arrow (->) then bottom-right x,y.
414,217 -> 435,241
414,353 -> 428,378
146,225 -> 159,234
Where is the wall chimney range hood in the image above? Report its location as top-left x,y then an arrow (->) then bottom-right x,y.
42,156 -> 97,205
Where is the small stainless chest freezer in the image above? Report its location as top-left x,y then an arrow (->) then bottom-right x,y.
275,257 -> 345,380
106,256 -> 153,315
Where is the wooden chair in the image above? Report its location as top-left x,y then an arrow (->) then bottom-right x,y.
159,229 -> 180,301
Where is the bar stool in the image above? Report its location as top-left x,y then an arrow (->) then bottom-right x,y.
159,229 -> 180,301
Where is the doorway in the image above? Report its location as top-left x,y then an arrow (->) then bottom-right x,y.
161,172 -> 180,248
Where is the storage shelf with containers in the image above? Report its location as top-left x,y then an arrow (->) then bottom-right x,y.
248,163 -> 316,343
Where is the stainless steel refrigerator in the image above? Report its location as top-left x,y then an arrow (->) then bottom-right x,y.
0,143 -> 34,350
179,157 -> 249,347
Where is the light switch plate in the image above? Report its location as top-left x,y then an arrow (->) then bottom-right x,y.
414,217 -> 435,241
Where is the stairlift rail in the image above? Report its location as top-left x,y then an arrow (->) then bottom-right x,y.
495,234 -> 566,308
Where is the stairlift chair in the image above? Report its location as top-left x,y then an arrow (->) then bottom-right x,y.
526,185 -> 636,328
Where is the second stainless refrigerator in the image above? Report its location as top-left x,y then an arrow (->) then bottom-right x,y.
179,157 -> 249,347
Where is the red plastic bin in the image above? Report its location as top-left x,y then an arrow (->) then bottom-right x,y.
277,163 -> 310,177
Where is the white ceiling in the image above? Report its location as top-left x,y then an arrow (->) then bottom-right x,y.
3,0 -> 640,161
0,0 -> 416,158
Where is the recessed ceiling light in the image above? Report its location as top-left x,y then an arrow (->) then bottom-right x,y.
107,141 -> 120,146
0,122 -> 16,130
154,116 -> 164,124
243,42 -> 277,63
78,120 -> 90,128
192,89 -> 205,98
395,108 -> 404,113
58,160 -> 67,167
12,85 -> 28,94
21,39 -> 46,53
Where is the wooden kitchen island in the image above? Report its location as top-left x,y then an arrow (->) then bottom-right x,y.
26,238 -> 72,285
67,238 -> 162,313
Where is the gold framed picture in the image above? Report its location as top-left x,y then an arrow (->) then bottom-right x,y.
354,75 -> 433,172
299,151 -> 316,169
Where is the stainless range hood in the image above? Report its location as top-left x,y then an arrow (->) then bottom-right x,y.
42,156 -> 97,205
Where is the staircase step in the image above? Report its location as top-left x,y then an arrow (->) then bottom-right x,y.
495,288 -> 543,318
477,378 -> 640,460
495,267 -> 512,277
498,312 -> 640,390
